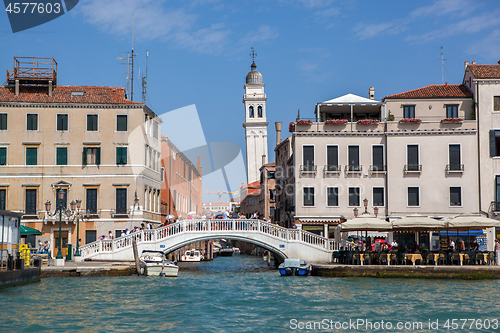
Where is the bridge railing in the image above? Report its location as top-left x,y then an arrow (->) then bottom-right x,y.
79,219 -> 340,258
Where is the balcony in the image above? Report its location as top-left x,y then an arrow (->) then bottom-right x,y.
112,209 -> 130,218
369,165 -> 387,173
490,201 -> 500,213
300,165 -> 317,174
387,117 -> 477,132
446,164 -> 464,174
345,165 -> 362,174
293,121 -> 385,133
324,165 -> 341,175
404,164 -> 422,174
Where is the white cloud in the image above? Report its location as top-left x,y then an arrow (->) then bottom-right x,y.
242,25 -> 279,44
355,22 -> 406,40
78,0 -> 230,54
410,0 -> 473,18
468,29 -> 500,59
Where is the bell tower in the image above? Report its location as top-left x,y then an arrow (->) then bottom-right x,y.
243,48 -> 268,184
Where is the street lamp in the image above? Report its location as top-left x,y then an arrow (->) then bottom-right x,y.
353,207 -> 358,217
373,206 -> 379,217
45,187 -> 66,259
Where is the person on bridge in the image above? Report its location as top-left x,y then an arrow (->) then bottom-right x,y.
223,210 -> 230,219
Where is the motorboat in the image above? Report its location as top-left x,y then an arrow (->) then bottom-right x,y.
278,258 -> 311,276
139,250 -> 179,277
219,247 -> 234,257
182,249 -> 204,262
233,247 -> 241,255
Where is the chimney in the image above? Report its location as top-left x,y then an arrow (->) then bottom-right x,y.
369,87 -> 375,100
48,81 -> 53,97
15,80 -> 19,96
262,155 -> 266,167
275,122 -> 282,145
472,61 -> 476,65
464,61 -> 469,71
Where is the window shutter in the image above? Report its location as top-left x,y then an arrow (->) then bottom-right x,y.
303,146 -> 314,166
408,145 -> 418,165
0,189 -> 5,210
0,148 -> 6,165
327,146 -> 338,166
490,130 -> 496,157
348,146 -> 359,166
449,145 -> 460,165
96,147 -> 101,165
82,147 -> 87,165
372,146 -> 383,167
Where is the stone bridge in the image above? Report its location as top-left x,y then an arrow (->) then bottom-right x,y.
79,220 -> 337,262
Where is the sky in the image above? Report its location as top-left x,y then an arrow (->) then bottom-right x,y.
2,0 -> 500,202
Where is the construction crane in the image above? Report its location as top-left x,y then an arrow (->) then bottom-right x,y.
204,190 -> 240,203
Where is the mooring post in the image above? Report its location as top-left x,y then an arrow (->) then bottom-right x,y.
132,239 -> 141,276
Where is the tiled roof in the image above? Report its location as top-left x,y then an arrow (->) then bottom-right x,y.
0,85 -> 141,105
384,84 -> 472,100
468,64 -> 500,79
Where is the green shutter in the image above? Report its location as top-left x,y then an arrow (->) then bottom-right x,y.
0,148 -> 6,165
26,148 -> 37,165
57,147 -> 67,165
0,114 -> 7,130
116,147 -> 127,165
96,147 -> 101,165
82,147 -> 87,166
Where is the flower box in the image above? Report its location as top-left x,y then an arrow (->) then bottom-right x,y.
325,119 -> 348,125
441,118 -> 463,123
356,119 -> 380,125
399,118 -> 422,124
289,122 -> 295,132
296,119 -> 312,125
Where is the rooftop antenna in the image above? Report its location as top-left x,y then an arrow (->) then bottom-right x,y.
130,15 -> 136,101
440,46 -> 447,85
142,50 -> 149,104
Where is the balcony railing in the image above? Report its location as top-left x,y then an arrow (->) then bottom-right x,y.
446,164 -> 464,173
369,165 -> 387,173
404,164 -> 422,174
112,209 -> 129,218
490,201 -> 500,212
324,165 -> 341,173
345,165 -> 362,174
300,165 -> 317,174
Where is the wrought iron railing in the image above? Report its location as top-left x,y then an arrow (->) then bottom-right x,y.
404,164 -> 422,173
446,164 -> 464,173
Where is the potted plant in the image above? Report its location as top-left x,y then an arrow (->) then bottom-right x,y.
356,119 -> 380,125
296,119 -> 312,125
399,118 -> 422,124
441,118 -> 463,123
324,119 -> 348,125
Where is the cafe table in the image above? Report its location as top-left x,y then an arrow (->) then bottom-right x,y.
404,253 -> 423,266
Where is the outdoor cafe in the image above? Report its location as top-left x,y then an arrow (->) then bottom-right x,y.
332,214 -> 500,266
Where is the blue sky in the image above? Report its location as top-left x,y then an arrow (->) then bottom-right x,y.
2,0 -> 500,200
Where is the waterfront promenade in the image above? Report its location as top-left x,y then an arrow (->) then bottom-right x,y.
41,260 -> 136,277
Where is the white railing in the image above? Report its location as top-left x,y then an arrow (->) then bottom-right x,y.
79,219 -> 339,258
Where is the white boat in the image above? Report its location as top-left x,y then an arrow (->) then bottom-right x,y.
140,250 -> 179,277
219,247 -> 234,257
182,249 -> 204,262
233,247 -> 241,255
278,258 -> 311,276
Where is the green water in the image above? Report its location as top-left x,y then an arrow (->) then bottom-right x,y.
1,255 -> 500,332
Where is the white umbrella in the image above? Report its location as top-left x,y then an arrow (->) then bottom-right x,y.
446,214 -> 500,230
187,212 -> 196,216
166,214 -> 174,219
392,214 -> 448,231
340,216 -> 392,232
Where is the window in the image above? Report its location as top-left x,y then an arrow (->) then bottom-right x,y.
25,189 -> 37,215
0,113 -> 6,130
249,106 -> 254,118
0,147 -> 6,165
449,144 -> 461,171
303,187 -> 315,206
327,187 -> 339,207
494,96 -> 500,112
403,105 -> 415,118
407,145 -> 419,171
0,189 -> 6,210
117,115 -> 127,131
116,147 -> 127,165
267,170 -> 275,179
450,187 -> 461,206
82,147 -> 101,165
86,188 -> 98,214
496,176 -> 500,211
269,206 -> 275,218
71,91 -> 85,97
27,114 -> 38,131
87,114 -> 98,131
258,106 -> 263,118
373,187 -> 384,206
408,187 -> 419,206
326,145 -> 339,171
116,188 -> 127,214
490,130 -> 500,157
56,147 -> 68,165
26,147 -> 37,165
57,114 -> 68,131
348,145 -> 360,171
446,105 -> 458,118
153,121 -> 158,139
349,187 -> 360,206
372,145 -> 385,171
302,145 -> 315,171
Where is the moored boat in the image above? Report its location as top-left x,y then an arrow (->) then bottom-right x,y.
182,249 -> 204,262
278,259 -> 311,276
219,247 -> 234,257
140,250 -> 179,277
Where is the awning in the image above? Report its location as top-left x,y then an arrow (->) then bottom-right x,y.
20,225 -> 42,236
297,218 -> 341,224
440,230 -> 484,236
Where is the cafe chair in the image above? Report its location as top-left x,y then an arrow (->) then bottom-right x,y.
352,253 -> 361,265
467,251 -> 476,265
426,252 -> 436,265
450,252 -> 460,265
346,251 -> 354,265
462,253 -> 471,265
487,252 -> 496,265
437,252 -> 447,265
379,253 -> 388,265
474,251 -> 484,265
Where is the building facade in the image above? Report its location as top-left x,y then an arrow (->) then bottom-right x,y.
0,57 -> 162,257
160,136 -> 202,221
259,162 -> 276,222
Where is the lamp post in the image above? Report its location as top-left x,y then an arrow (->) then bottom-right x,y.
373,206 -> 379,217
353,207 -> 358,217
73,200 -> 90,257
45,187 -> 66,259
363,198 -> 368,214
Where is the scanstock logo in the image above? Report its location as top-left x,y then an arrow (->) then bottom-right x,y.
4,0 -> 79,33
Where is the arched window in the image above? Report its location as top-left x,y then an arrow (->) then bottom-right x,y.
249,106 -> 254,118
258,106 -> 263,117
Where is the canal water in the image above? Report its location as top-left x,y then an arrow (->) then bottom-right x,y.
2,255 -> 500,332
